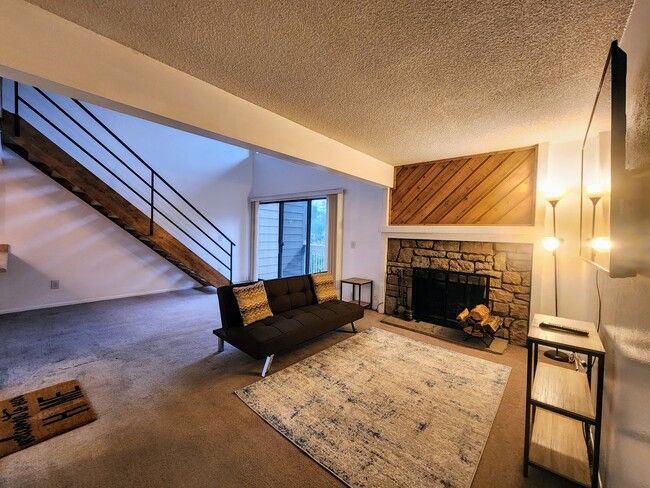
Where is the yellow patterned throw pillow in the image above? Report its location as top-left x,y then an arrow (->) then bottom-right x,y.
311,272 -> 338,304
233,281 -> 273,326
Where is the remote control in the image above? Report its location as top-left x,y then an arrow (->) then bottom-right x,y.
539,322 -> 589,336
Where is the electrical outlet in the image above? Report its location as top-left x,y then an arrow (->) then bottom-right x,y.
50,280 -> 60,290
351,241 -> 356,249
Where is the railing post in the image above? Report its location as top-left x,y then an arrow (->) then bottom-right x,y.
149,171 -> 155,236
229,241 -> 233,284
13,81 -> 20,137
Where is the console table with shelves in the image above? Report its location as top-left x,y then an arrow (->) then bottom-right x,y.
524,313 -> 605,488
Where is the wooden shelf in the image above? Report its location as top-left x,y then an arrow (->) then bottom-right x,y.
529,314 -> 604,355
532,362 -> 595,421
341,277 -> 372,285
346,300 -> 370,308
529,409 -> 591,487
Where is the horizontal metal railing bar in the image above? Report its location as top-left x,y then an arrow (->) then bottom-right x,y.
153,187 -> 231,257
156,209 -> 230,269
71,98 -> 235,247
32,87 -> 150,188
19,98 -> 151,209
33,87 -> 227,256
153,171 -> 236,247
26,96 -> 228,264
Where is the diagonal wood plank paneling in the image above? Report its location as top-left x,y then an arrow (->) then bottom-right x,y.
390,146 -> 538,225
391,158 -> 460,223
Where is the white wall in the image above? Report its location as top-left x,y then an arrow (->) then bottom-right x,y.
252,153 -> 387,309
0,88 -> 254,314
597,2 -> 650,486
0,147 -> 198,313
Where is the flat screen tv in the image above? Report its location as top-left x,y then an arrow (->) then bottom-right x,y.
580,40 -> 636,278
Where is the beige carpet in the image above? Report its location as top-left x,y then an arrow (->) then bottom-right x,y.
237,327 -> 511,488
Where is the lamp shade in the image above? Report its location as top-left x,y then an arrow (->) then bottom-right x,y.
542,185 -> 565,203
542,236 -> 561,252
591,237 -> 612,253
586,184 -> 608,199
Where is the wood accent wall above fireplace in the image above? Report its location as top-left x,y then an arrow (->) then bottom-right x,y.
390,145 -> 538,225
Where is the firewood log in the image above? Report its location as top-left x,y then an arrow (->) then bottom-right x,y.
484,316 -> 503,334
469,304 -> 490,325
457,308 -> 470,322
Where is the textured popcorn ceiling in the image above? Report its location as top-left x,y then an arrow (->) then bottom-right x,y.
26,0 -> 633,165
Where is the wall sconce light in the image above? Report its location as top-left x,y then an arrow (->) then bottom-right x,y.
542,188 -> 570,363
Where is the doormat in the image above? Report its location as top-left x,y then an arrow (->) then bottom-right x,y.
380,315 -> 509,355
0,379 -> 97,458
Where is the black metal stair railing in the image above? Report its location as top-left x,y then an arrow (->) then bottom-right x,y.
10,81 -> 234,284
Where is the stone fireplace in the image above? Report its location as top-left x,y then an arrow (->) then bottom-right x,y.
385,239 -> 533,346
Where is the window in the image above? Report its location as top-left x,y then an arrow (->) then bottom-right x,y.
257,198 -> 328,279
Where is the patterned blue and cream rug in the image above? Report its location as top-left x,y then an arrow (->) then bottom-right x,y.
236,327 -> 511,488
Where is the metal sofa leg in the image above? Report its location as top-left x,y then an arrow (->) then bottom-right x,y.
351,322 -> 357,333
261,354 -> 274,377
217,337 -> 224,353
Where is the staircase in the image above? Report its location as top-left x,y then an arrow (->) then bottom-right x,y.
1,83 -> 234,288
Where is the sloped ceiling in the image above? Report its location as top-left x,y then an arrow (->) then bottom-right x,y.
26,0 -> 633,165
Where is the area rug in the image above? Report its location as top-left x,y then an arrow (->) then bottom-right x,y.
236,327 -> 511,488
0,379 -> 96,458
380,316 -> 509,355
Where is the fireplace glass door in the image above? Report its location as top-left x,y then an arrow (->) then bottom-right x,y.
412,268 -> 490,327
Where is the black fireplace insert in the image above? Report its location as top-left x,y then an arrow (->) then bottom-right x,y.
412,268 -> 490,328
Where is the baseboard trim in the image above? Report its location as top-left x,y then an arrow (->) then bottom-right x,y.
0,285 -> 201,315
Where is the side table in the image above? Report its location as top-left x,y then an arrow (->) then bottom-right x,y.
340,278 -> 372,310
524,313 -> 605,487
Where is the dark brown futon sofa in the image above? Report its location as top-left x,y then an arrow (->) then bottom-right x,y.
214,274 -> 364,376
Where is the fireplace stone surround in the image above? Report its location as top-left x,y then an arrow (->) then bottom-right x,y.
385,239 -> 533,346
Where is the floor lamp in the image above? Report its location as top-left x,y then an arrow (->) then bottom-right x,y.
587,186 -> 612,256
542,192 -> 570,363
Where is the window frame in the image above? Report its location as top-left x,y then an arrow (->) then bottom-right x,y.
250,189 -> 343,283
